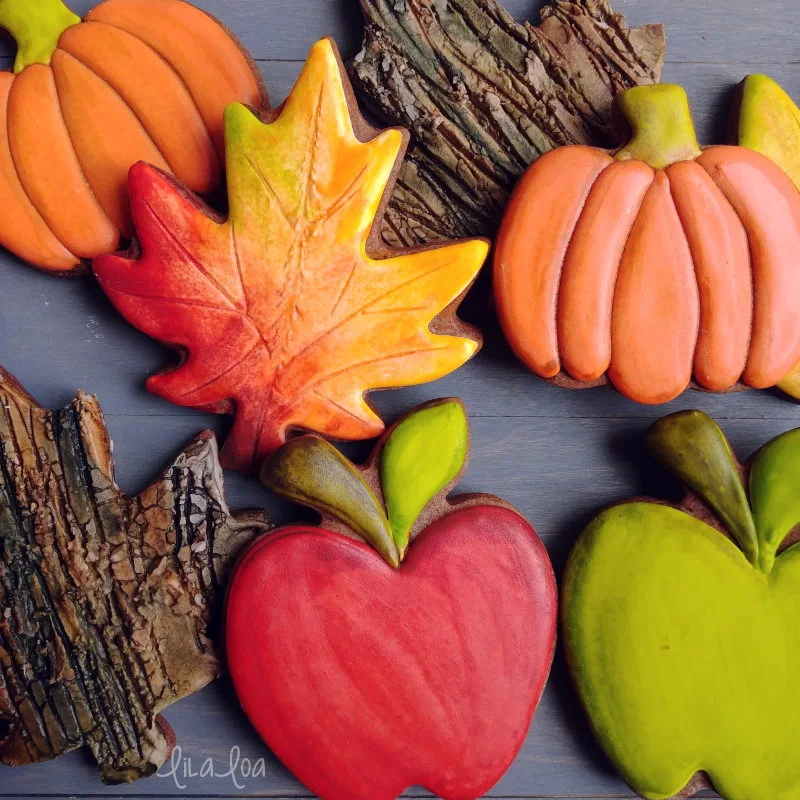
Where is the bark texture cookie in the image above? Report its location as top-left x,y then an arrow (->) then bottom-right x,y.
0,0 -> 266,274
227,399 -> 557,800
0,367 -> 271,783
350,0 -> 665,246
94,39 -> 487,475
564,410 -> 800,800
495,84 -> 800,405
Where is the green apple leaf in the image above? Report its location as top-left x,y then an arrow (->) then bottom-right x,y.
380,399 -> 469,557
647,411 -> 759,567
749,428 -> 800,574
262,436 -> 399,568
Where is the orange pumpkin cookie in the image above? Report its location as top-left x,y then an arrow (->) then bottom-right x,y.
494,84 -> 800,405
0,0 -> 266,275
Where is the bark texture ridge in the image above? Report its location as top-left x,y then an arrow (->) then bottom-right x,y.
0,368 -> 271,783
350,0 -> 666,246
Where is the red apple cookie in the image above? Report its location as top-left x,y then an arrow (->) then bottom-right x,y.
0,0 -> 266,274
226,399 -> 557,800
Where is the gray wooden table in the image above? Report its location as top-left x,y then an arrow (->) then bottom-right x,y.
0,0 -> 798,798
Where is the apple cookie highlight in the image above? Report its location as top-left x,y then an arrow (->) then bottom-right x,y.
0,366 -> 272,783
563,409 -> 800,800
94,38 -> 488,474
494,83 -> 800,405
0,0 -> 266,274
226,399 -> 557,800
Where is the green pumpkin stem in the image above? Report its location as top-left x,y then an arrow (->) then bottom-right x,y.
0,0 -> 80,74
615,84 -> 703,169
647,411 -> 761,570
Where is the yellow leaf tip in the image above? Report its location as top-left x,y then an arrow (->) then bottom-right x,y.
472,237 -> 491,260
305,37 -> 344,85
464,338 -> 481,357
743,73 -> 780,91
308,37 -> 338,62
458,237 -> 491,270
375,127 -> 405,158
224,102 -> 259,131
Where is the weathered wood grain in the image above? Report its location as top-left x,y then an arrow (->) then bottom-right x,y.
349,0 -> 665,245
0,372 -> 272,783
0,0 -> 797,797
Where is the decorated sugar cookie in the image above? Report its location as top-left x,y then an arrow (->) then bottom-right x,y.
350,0 -> 665,246
735,74 -> 800,397
0,366 -> 271,783
494,84 -> 800,405
0,0 -> 266,274
94,39 -> 487,474
226,399 -> 557,800
564,410 -> 800,800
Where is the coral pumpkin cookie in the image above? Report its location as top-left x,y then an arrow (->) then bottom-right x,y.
226,399 -> 557,800
564,410 -> 800,800
0,366 -> 271,783
94,39 -> 487,475
0,0 -> 265,274
494,83 -> 800,405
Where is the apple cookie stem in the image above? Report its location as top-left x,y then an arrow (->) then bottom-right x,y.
261,399 -> 471,567
615,84 -> 703,170
647,410 -> 760,567
0,0 -> 80,74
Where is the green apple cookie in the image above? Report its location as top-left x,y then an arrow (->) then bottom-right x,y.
563,410 -> 800,800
